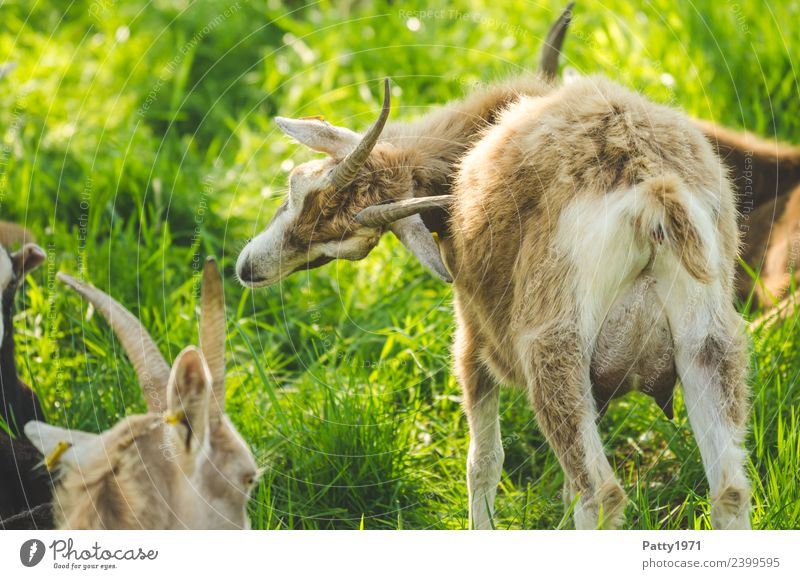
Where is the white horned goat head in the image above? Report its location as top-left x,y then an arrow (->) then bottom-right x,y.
25,258 -> 258,529
236,78 -> 454,287
235,5 -> 577,290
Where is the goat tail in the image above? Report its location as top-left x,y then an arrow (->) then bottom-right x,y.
635,175 -> 712,284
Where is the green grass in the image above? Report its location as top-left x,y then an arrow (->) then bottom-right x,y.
1,0 -> 799,529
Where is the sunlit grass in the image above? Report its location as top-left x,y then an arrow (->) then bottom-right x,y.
1,0 -> 798,529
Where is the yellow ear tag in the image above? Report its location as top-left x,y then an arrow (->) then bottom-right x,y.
164,410 -> 185,425
431,231 -> 440,244
45,441 -> 72,471
300,115 -> 325,122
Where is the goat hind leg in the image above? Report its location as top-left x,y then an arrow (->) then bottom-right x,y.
672,301 -> 751,528
455,325 -> 504,530
465,381 -> 503,529
653,261 -> 751,529
521,322 -> 626,529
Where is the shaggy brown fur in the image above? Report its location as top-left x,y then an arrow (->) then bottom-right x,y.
638,175 -> 710,283
245,72 -> 752,529
698,333 -> 749,427
52,415 -> 180,530
444,76 -> 747,528
538,6 -> 800,309
288,76 -> 557,245
523,321 -> 592,495
285,74 -> 799,306
36,261 -> 259,530
31,345 -> 253,530
537,4 -> 800,308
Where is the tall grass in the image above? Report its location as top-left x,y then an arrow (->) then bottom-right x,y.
1,0 -> 798,529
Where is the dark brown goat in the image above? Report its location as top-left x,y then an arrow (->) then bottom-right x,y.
0,222 -> 51,529
698,123 -> 800,306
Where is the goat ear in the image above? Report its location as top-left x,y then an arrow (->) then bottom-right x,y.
390,215 -> 453,283
167,346 -> 211,451
11,243 -> 46,278
275,117 -> 361,159
24,421 -> 102,470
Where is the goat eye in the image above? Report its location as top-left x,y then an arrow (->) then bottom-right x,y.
242,473 -> 256,487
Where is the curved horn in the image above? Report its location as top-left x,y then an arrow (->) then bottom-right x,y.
356,195 -> 455,227
57,272 -> 171,413
538,2 -> 575,80
329,78 -> 392,189
200,256 -> 226,414
0,221 -> 35,249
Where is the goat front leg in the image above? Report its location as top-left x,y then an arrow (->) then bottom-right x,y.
520,322 -> 627,529
454,321 -> 503,530
658,279 -> 751,529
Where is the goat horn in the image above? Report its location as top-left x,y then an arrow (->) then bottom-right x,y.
0,221 -> 35,249
329,78 -> 391,189
57,273 -> 171,413
356,195 -> 455,227
538,2 -> 575,80
200,257 -> 226,413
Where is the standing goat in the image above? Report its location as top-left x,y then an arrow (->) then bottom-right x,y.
236,69 -> 751,528
0,223 -> 51,529
25,258 -> 258,529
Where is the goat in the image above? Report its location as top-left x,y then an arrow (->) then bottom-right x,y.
0,223 -> 52,529
0,432 -> 52,529
237,3 -> 800,306
710,128 -> 800,306
1,228 -> 47,430
236,11 -> 677,418
440,78 -> 748,530
236,70 -> 751,529
536,7 -> 800,308
25,258 -> 258,529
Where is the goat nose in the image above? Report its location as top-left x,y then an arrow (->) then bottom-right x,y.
237,257 -> 257,283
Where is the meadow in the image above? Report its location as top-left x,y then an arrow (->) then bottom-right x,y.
1,0 -> 798,529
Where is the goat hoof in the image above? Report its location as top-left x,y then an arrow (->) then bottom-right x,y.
711,486 -> 751,529
574,482 -> 627,530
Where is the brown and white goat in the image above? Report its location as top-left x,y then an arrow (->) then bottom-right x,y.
540,8 -> 800,308
25,259 -> 258,529
0,223 -> 51,529
236,70 -> 751,529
